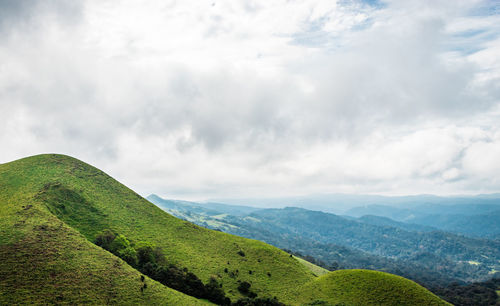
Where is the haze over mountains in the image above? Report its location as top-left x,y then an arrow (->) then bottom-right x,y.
209,193 -> 500,214
149,194 -> 500,288
201,193 -> 500,239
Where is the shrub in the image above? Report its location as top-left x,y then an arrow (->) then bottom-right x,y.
95,229 -> 116,250
110,234 -> 131,254
118,246 -> 137,266
237,281 -> 251,294
205,277 -> 231,305
136,243 -> 157,267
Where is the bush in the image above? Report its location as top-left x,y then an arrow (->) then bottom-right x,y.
136,243 -> 157,267
95,229 -> 116,250
237,281 -> 252,294
205,277 -> 231,305
118,246 -> 137,266
110,234 -> 131,254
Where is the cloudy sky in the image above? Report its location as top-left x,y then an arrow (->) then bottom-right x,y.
1,0 -> 500,200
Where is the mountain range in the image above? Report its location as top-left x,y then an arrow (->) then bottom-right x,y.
148,195 -> 500,289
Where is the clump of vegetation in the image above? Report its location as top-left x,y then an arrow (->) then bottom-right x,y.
237,281 -> 251,294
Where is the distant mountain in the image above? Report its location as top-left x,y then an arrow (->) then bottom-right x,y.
248,207 -> 500,275
149,195 -> 500,287
357,215 -> 437,232
210,193 -> 500,214
409,211 -> 500,239
346,204 -> 500,239
147,194 -> 260,216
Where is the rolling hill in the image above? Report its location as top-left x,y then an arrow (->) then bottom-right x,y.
295,270 -> 449,305
0,154 -> 448,305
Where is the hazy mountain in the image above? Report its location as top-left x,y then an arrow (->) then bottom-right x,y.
211,193 -> 500,215
147,194 -> 260,216
346,204 -> 500,239
356,215 -> 437,233
149,195 -> 500,287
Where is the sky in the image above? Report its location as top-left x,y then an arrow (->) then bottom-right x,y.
1,0 -> 500,200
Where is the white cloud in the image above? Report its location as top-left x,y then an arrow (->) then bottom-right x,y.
0,0 -> 499,200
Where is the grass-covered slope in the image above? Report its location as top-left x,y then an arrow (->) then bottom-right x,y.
0,154 -> 449,305
295,269 -> 449,305
0,154 -> 314,303
0,161 -> 206,304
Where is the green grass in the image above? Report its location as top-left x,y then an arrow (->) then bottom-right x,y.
293,256 -> 329,277
294,269 -> 449,305
0,154 -> 450,305
0,171 -> 206,304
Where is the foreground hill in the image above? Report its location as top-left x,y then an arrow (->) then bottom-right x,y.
0,157 -> 206,304
295,270 -> 449,305
0,154 -> 447,305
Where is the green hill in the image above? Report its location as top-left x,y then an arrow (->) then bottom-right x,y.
295,270 -> 448,305
0,155 -> 208,305
0,154 -> 448,305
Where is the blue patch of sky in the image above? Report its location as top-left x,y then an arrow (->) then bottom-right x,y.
446,45 -> 484,56
466,1 -> 500,17
339,0 -> 386,10
289,0 -> 383,49
360,0 -> 386,9
444,30 -> 498,56
439,1 -> 500,57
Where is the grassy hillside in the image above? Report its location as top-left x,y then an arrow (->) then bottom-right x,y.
292,256 -> 329,277
0,161 -> 206,304
295,270 -> 449,305
0,154 -> 315,303
0,154 -> 449,305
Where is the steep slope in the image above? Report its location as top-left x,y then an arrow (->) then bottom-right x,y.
0,160 -> 206,304
0,154 -> 314,303
295,270 -> 449,305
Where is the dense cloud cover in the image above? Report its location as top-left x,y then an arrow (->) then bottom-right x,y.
1,0 -> 499,199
